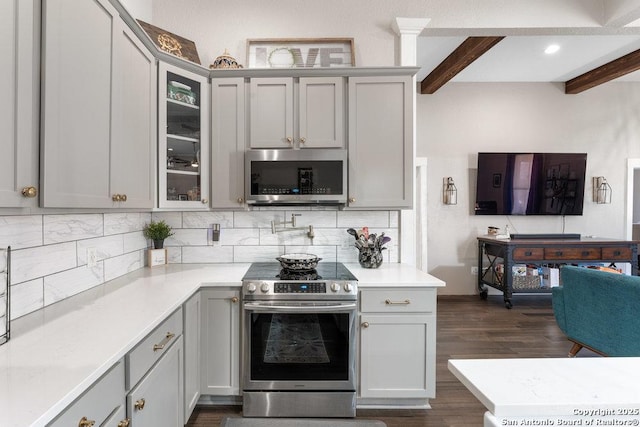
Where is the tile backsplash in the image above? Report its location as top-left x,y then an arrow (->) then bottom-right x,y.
0,209 -> 398,320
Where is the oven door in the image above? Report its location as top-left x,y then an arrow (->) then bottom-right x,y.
242,301 -> 357,391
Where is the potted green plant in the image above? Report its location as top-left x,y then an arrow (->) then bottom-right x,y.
143,220 -> 174,249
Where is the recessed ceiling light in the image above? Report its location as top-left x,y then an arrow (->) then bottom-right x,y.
545,44 -> 560,54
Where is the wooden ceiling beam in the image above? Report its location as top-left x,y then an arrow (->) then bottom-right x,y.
565,49 -> 640,94
420,36 -> 504,94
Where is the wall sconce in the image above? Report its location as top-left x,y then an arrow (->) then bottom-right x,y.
443,177 -> 458,205
593,176 -> 612,204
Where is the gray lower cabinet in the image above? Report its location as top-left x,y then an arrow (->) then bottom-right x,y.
347,76 -> 414,208
126,307 -> 184,426
0,0 -> 39,207
127,336 -> 184,427
183,292 -> 201,423
200,288 -> 241,396
358,288 -> 436,404
46,360 -> 127,427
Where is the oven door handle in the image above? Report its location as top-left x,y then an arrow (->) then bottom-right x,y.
243,302 -> 357,312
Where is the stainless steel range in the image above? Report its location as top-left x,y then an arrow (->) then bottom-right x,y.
241,261 -> 358,418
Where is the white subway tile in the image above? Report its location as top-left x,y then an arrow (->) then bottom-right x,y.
182,246 -> 233,263
283,246 -> 337,262
260,228 -> 312,246
104,250 -> 144,282
234,211 -> 284,228
337,211 -> 390,228
285,210 -> 337,227
104,212 -> 150,235
220,229 -> 259,245
389,211 -> 400,228
337,247 -> 359,263
166,247 -> 182,264
77,235 -> 124,265
11,242 -> 77,284
167,229 -> 207,246
151,212 -> 182,229
234,246 -> 283,262
44,214 -> 103,244
0,215 -> 42,249
183,211 -> 233,228
44,263 -> 104,305
10,278 -> 43,319
123,231 -> 148,253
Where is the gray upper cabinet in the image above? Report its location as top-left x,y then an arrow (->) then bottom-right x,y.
348,76 -> 413,209
41,0 -> 155,208
249,77 -> 344,149
211,77 -> 246,208
0,0 -> 40,207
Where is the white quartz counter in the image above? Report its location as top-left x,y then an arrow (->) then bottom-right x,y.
0,262 -> 443,426
449,357 -> 640,420
0,263 -> 249,427
345,263 -> 446,287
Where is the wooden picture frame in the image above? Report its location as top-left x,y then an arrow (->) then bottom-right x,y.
137,20 -> 201,64
247,38 -> 355,68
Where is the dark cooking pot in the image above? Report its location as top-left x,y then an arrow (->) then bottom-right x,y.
276,253 -> 322,271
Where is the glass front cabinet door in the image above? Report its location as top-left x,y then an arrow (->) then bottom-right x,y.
158,62 -> 209,208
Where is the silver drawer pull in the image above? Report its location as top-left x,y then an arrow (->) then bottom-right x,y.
385,299 -> 410,305
153,332 -> 175,351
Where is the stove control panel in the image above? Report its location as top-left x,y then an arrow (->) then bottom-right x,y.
275,282 -> 326,293
243,281 -> 357,297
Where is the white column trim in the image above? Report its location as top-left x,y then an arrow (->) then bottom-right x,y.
393,17 -> 429,267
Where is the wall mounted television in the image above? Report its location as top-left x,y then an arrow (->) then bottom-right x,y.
475,152 -> 587,215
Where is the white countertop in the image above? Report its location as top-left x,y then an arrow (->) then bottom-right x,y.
345,263 -> 446,287
449,358 -> 640,418
0,262 -> 443,427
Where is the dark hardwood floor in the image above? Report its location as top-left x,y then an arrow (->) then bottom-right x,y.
186,294 -> 596,427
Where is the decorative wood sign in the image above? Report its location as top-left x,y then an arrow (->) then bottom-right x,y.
137,20 -> 201,65
247,38 -> 355,68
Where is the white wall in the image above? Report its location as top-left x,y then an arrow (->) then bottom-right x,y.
418,81 -> 640,294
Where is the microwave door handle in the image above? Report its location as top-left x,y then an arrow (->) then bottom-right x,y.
243,302 -> 357,312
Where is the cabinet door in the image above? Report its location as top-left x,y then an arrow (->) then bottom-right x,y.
47,360 -> 125,427
41,0 -> 117,207
128,336 -> 184,427
102,404 -> 128,427
183,292 -> 201,423
211,78 -> 246,208
359,314 -> 435,399
0,0 -> 39,207
299,77 -> 344,148
111,21 -> 156,208
348,76 -> 413,208
201,289 -> 240,396
249,78 -> 294,148
158,62 -> 210,209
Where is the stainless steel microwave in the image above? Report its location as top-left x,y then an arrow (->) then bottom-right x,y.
245,149 -> 347,205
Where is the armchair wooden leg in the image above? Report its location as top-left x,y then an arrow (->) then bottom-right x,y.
568,342 -> 583,357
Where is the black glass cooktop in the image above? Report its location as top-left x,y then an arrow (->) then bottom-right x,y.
242,262 -> 357,282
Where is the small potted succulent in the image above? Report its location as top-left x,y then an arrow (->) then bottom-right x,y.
143,220 -> 174,249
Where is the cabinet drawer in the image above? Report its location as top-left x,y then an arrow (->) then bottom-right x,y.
360,288 -> 436,313
512,247 -> 543,261
543,247 -> 601,260
602,247 -> 632,260
47,360 -> 125,427
127,307 -> 183,389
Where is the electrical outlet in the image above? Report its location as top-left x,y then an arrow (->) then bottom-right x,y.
471,266 -> 479,275
87,248 -> 97,268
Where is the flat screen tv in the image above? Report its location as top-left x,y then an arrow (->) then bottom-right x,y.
475,152 -> 587,215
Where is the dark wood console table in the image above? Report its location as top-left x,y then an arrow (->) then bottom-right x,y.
477,236 -> 639,308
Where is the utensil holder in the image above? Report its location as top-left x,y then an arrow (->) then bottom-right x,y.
358,247 -> 383,269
